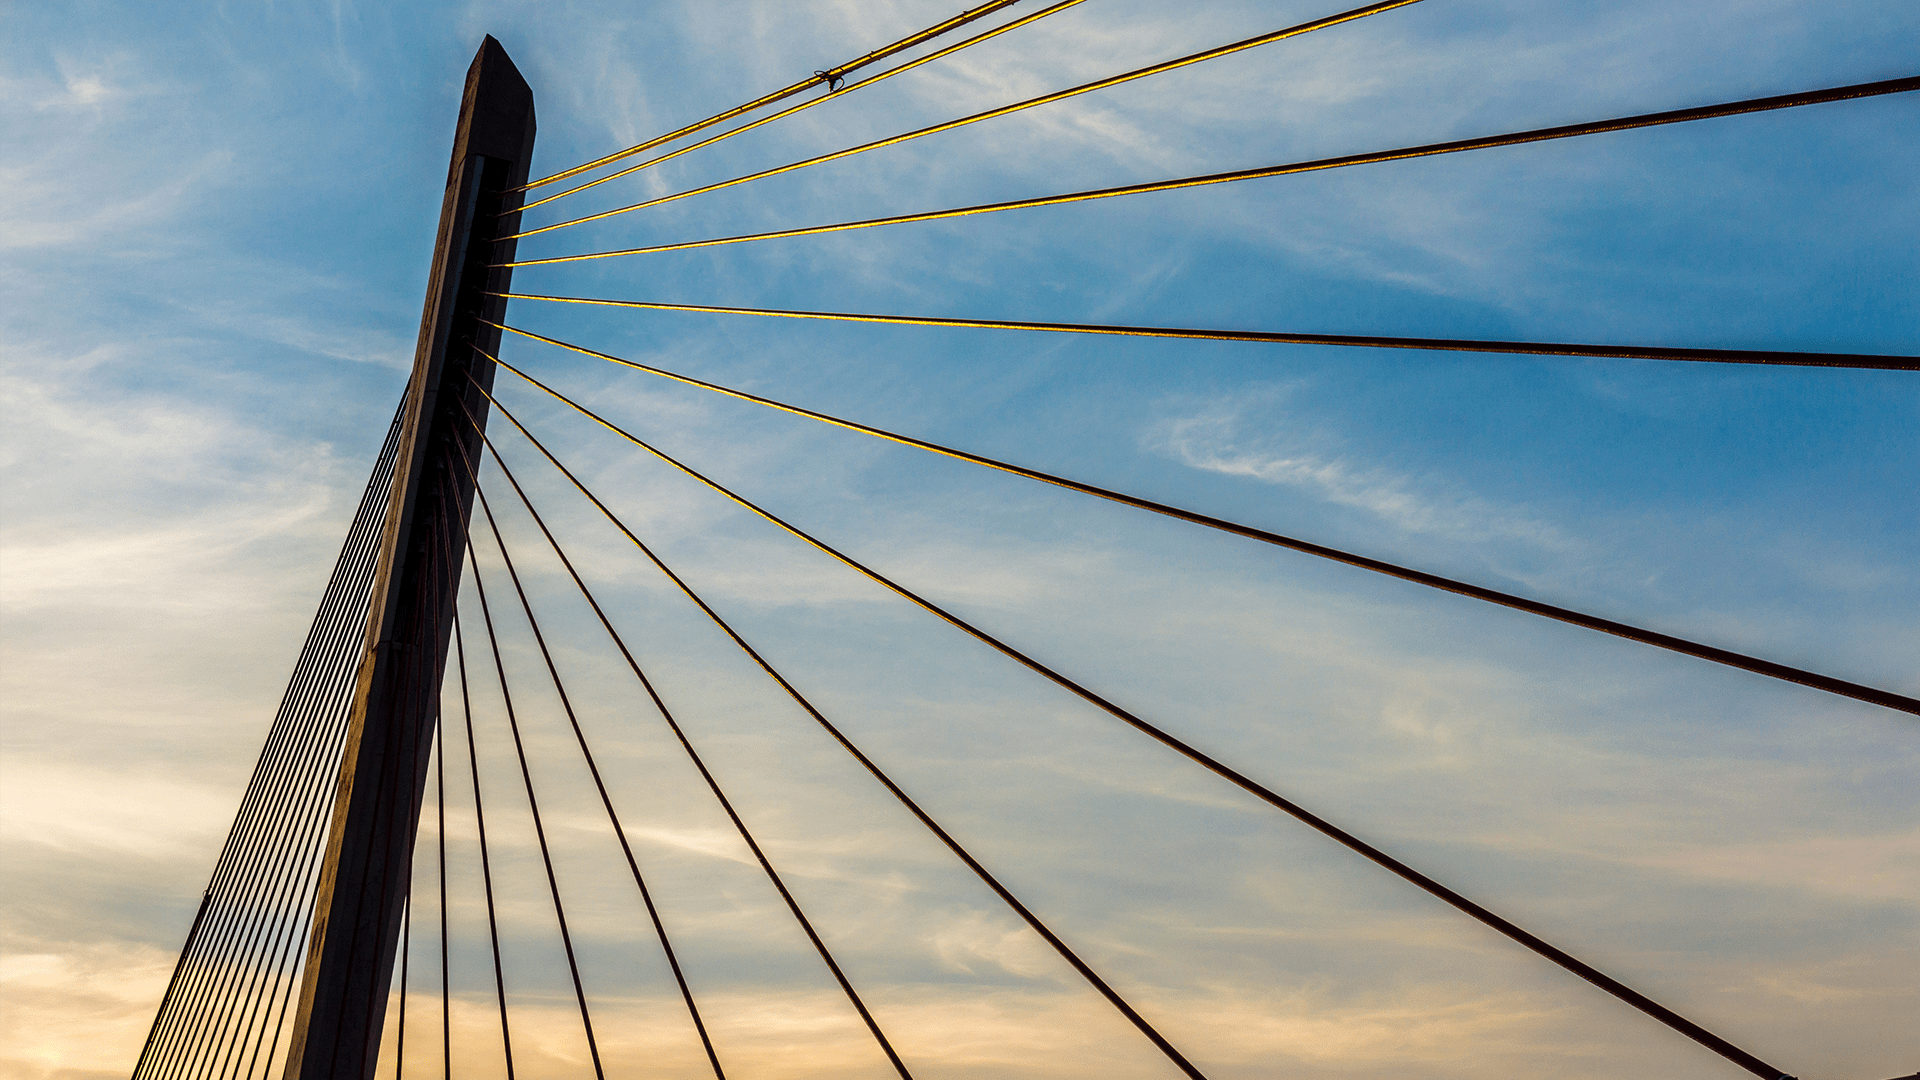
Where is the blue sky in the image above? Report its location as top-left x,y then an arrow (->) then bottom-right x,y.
1,2 -> 1915,1079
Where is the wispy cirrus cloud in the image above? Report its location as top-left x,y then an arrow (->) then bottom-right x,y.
1147,388 -> 1572,550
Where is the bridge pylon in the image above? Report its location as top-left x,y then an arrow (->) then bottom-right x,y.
280,36 -> 535,1080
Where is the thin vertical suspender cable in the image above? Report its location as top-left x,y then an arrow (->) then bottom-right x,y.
513,0 -> 1030,193
465,379 -> 1210,1080
467,365 -> 1793,1080
484,332 -> 1917,716
453,614 -> 516,1080
442,430 -> 727,1080
393,488 -> 461,1080
424,483 -> 515,1080
395,900 -> 410,1080
498,76 -> 1920,267
504,0 -> 1424,239
436,714 -> 449,1080
386,517 -> 451,1080
463,540 -> 607,1080
344,458 -> 469,1080
509,0 -> 1091,216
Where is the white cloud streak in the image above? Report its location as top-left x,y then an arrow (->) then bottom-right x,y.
1148,387 -> 1573,549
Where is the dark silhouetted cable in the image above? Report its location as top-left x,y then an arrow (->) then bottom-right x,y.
498,292 -> 1918,371
452,616 -> 516,1080
395,899 -> 410,1080
132,892 -> 210,1080
138,401 -> 406,1080
436,717 -> 449,1080
468,371 -> 1213,1080
148,473 -> 389,1080
464,537 -> 606,1080
468,354 -> 1798,1080
466,496 -> 920,1078
504,0 -> 1424,238
219,406 -> 407,1080
445,422 -> 728,1080
513,0 -> 1030,193
486,324 -> 1918,717
499,76 -> 1919,267
439,361 -> 917,1080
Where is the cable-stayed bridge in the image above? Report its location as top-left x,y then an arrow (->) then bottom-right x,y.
123,7 -> 1917,1080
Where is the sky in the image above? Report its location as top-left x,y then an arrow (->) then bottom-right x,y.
1,1 -> 1916,1079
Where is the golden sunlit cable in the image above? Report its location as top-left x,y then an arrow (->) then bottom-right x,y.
476,316 -> 1920,718
504,0 -> 1421,237
498,75 -> 1920,268
513,0 -> 1027,193
510,0 -> 1090,217
492,291 -> 1919,369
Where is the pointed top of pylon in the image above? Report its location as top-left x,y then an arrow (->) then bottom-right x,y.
449,34 -> 535,178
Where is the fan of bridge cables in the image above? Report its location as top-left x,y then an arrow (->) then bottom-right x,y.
132,3 -> 1917,1080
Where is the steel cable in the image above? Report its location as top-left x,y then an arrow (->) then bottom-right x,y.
485,324 -> 1918,716
468,374 -> 1215,1080
355,481 -> 462,1080
395,899 -> 410,1080
297,522 -> 451,1076
139,405 -> 405,1080
468,355 -> 1798,1080
144,481 -> 388,1080
440,364 -> 923,1080
130,892 -> 210,1080
464,537 -> 608,1080
343,457 -> 472,1078
436,713 -> 449,1080
400,472 -> 464,1080
145,585 -> 360,1080
509,0 -> 1090,217
514,0 -> 1029,193
496,291 -> 1918,370
228,536 -> 410,1080
222,534 -> 399,1080
499,76 -> 1920,268
506,0 -> 1422,240
443,416 -> 729,1080
471,463 -> 916,1080
297,552 -> 436,1080
421,480 -> 515,1080
452,614 -> 517,1080
184,406 -> 406,1080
